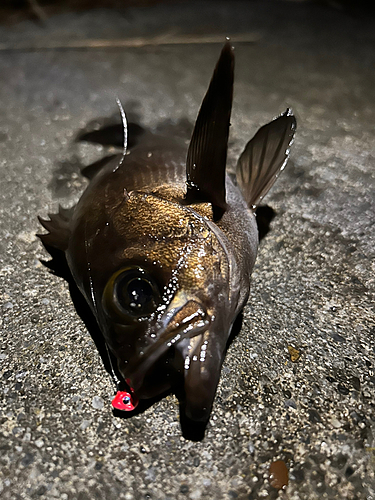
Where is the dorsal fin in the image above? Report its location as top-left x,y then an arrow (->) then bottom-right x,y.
236,109 -> 296,209
37,205 -> 74,251
184,42 -> 234,217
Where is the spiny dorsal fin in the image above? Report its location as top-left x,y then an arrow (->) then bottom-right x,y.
37,205 -> 74,251
236,109 -> 296,209
184,42 -> 234,217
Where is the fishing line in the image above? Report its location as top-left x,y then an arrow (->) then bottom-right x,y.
84,220 -> 136,409
113,97 -> 128,173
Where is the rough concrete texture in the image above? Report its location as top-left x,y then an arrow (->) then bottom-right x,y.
1,1 -> 375,499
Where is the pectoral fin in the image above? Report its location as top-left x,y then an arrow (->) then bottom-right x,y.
80,154 -> 117,180
236,109 -> 296,208
184,42 -> 234,215
77,122 -> 144,149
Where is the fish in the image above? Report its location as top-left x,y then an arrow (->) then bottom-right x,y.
38,42 -> 296,428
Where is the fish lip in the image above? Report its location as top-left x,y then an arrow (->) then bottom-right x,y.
123,324 -> 209,396
121,299 -> 210,395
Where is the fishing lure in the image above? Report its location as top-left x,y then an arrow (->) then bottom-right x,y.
38,42 -> 296,426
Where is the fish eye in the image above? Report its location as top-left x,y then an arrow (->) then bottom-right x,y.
103,267 -> 161,320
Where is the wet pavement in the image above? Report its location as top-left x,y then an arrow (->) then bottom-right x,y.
1,1 -> 375,499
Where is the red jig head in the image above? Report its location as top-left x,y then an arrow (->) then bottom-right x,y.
112,391 -> 139,411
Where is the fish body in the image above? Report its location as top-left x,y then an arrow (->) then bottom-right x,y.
39,43 -> 296,425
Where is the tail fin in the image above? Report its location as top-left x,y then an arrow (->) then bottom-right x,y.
236,109 -> 296,209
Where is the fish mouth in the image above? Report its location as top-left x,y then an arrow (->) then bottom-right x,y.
122,294 -> 211,397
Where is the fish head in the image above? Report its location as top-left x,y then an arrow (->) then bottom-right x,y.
67,186 -> 240,421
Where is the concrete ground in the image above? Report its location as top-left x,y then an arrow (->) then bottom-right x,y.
0,1 -> 374,499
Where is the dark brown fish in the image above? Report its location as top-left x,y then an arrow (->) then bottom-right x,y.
38,43 -> 296,427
